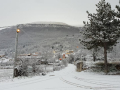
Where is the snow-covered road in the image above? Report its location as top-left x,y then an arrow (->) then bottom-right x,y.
0,64 -> 120,90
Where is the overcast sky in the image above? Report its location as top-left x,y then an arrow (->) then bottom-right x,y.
0,0 -> 119,27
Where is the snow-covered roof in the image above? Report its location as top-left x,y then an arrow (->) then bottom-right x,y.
0,58 -> 9,63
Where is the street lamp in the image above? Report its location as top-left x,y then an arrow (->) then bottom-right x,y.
17,28 -> 20,33
13,25 -> 20,78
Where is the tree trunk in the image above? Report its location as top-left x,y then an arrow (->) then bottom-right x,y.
104,43 -> 108,74
93,47 -> 97,62
93,53 -> 96,62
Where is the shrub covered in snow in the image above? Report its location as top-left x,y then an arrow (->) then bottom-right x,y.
90,62 -> 120,73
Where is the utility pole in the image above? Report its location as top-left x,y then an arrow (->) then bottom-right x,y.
13,25 -> 20,78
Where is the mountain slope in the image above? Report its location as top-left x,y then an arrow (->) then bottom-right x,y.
0,23 -> 81,52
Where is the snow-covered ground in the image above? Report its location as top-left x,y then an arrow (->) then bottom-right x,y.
0,58 -> 10,63
0,69 -> 13,82
0,64 -> 120,90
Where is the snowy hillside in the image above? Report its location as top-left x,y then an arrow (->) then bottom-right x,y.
0,22 -> 81,53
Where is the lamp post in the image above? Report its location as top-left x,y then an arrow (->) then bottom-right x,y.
13,25 -> 20,78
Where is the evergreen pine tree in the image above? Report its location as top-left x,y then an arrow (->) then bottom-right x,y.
80,0 -> 120,74
115,3 -> 120,26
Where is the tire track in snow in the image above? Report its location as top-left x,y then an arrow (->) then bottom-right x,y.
60,77 -> 120,90
60,77 -> 93,89
74,76 -> 120,87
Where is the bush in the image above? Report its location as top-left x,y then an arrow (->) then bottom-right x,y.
61,58 -> 68,67
53,66 -> 61,71
91,62 -> 120,72
69,54 -> 74,63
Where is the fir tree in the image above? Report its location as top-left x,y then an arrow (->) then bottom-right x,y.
80,0 -> 120,74
115,2 -> 120,26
